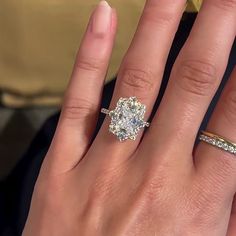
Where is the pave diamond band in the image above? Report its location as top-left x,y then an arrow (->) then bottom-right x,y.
101,97 -> 150,141
199,131 -> 236,156
101,108 -> 111,115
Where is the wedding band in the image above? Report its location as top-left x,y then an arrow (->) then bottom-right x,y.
101,97 -> 150,142
199,131 -> 236,156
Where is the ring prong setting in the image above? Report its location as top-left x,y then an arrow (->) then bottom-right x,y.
101,97 -> 150,142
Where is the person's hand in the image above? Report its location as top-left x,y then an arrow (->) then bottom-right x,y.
23,0 -> 236,235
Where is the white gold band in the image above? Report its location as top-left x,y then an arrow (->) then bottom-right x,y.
101,108 -> 110,115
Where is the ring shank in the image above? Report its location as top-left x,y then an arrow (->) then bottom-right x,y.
101,108 -> 110,115
201,131 -> 236,146
199,131 -> 236,156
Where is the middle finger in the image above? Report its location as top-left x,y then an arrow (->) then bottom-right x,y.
91,0 -> 186,160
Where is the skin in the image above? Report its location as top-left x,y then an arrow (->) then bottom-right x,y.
23,0 -> 236,235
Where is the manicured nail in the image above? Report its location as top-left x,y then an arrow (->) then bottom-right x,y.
91,1 -> 112,35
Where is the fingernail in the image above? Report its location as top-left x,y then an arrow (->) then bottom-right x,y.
91,1 -> 112,35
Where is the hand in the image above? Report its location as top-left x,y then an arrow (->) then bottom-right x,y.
23,0 -> 236,235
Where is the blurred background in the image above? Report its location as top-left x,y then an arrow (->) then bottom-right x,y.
0,0 -> 201,180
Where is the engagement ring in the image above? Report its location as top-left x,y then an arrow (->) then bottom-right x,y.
101,97 -> 150,142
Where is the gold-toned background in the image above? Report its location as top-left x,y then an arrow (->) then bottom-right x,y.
0,0 -> 202,107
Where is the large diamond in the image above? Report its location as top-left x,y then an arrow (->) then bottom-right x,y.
108,97 -> 147,141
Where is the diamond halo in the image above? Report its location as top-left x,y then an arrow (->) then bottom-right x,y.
101,97 -> 150,141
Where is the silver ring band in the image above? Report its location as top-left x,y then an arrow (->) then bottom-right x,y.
101,108 -> 110,115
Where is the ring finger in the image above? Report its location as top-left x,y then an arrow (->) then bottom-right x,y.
195,67 -> 236,199
193,66 -> 236,235
142,0 -> 236,166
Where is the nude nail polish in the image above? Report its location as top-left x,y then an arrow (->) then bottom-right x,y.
92,1 -> 112,35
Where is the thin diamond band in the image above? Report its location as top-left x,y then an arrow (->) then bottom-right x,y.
101,108 -> 110,115
199,131 -> 236,156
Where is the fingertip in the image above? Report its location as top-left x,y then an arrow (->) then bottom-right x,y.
90,1 -> 112,36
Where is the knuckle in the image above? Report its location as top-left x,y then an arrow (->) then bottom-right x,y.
138,171 -> 168,206
213,0 -> 236,11
76,57 -> 104,73
143,7 -> 176,28
186,182 -> 223,228
62,97 -> 97,121
222,89 -> 236,126
143,0 -> 180,28
87,183 -> 108,205
120,67 -> 155,97
190,188 -> 218,213
205,153 -> 236,185
141,181 -> 163,205
135,171 -> 182,217
88,166 -> 122,203
175,60 -> 217,96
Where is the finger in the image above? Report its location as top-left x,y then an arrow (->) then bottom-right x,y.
227,195 -> 236,235
195,67 -> 236,235
91,0 -> 186,160
42,1 -> 117,174
143,0 -> 236,162
194,67 -> 236,195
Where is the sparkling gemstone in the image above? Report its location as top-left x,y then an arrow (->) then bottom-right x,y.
217,141 -> 223,148
208,138 -> 213,144
223,143 -> 228,151
206,137 -> 211,142
229,146 -> 235,153
109,97 -> 147,141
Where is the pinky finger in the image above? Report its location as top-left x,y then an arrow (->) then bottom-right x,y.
42,1 -> 117,175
